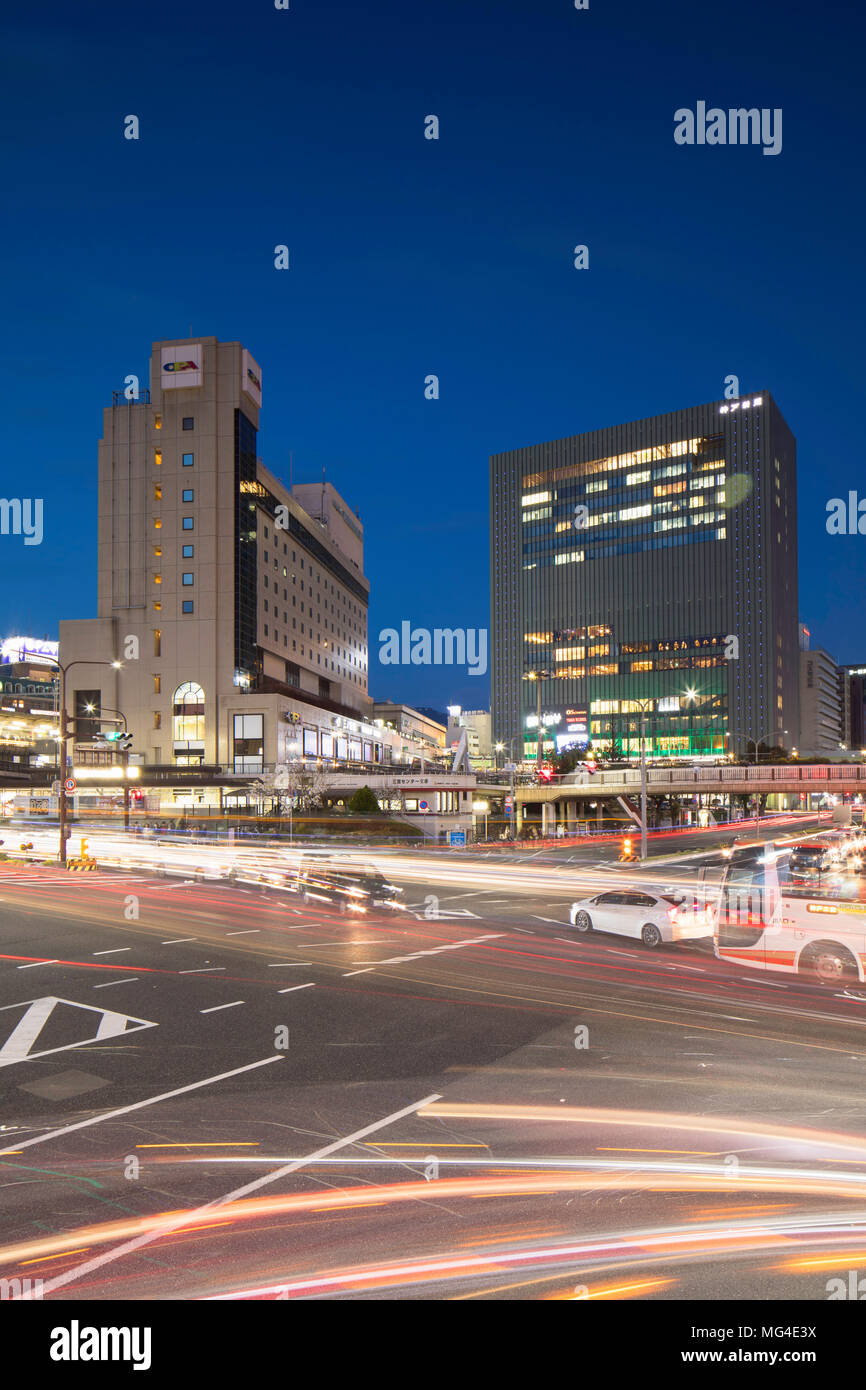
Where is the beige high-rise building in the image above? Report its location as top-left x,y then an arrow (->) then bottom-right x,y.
59,336 -> 396,779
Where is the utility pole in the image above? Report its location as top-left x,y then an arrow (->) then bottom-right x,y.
58,676 -> 70,866
639,717 -> 647,856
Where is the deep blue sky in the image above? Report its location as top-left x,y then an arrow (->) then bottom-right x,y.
3,0 -> 864,708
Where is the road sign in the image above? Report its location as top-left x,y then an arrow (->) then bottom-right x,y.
448,830 -> 466,847
116,734 -> 133,751
419,799 -> 429,811
64,778 -> 77,793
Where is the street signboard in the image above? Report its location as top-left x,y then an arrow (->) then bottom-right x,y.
419,799 -> 429,811
64,778 -> 77,793
448,830 -> 466,847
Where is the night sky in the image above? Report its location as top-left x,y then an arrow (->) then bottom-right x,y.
3,0 -> 864,708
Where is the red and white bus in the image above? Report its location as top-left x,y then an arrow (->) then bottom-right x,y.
708,836 -> 866,986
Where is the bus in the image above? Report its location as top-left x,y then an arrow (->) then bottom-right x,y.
706,838 -> 866,987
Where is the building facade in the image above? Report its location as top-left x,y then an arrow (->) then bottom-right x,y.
60,337 -> 428,783
372,702 -> 446,757
798,637 -> 844,753
491,391 -> 799,761
445,707 -> 492,763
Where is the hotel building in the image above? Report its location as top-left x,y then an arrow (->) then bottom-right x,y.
490,392 -> 800,760
60,337 -> 418,782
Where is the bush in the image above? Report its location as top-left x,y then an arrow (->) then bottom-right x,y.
347,785 -> 381,815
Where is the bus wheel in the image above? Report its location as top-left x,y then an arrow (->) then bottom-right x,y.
800,942 -> 858,986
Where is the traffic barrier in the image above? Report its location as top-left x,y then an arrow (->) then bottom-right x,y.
66,858 -> 98,872
618,837 -> 639,863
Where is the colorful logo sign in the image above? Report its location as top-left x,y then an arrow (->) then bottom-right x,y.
160,346 -> 202,389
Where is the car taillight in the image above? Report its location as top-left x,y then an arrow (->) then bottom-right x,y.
668,907 -> 678,921
704,904 -> 713,923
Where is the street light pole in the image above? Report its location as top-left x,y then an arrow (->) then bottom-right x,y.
50,659 -> 122,866
747,727 -> 787,828
95,706 -> 130,831
640,709 -> 648,861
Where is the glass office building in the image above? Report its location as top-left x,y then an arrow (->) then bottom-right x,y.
490,392 -> 799,761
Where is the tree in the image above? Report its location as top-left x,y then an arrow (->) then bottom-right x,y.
347,785 -> 381,815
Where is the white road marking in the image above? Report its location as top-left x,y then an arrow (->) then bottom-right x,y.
225,930 -> 261,937
373,933 -> 504,965
16,960 -> 59,970
532,916 -> 565,924
179,967 -> 226,975
0,996 -> 156,1068
555,937 -> 575,944
200,1001 -> 245,1014
162,938 -> 198,945
0,1054 -> 283,1161
27,1089 -> 441,1299
513,927 -> 535,935
93,978 -> 139,989
276,983 -> 316,995
92,948 -> 132,956
343,968 -> 375,977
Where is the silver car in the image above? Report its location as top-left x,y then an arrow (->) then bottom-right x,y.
568,889 -> 712,949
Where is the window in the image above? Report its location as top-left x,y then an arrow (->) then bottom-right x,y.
182,417 -> 194,430
182,453 -> 194,467
153,601 -> 161,611
182,600 -> 194,614
154,574 -> 162,584
154,451 -> 162,467
182,573 -> 194,586
154,518 -> 162,529
153,675 -> 161,694
153,712 -> 162,730
153,630 -> 161,657
182,544 -> 194,558
182,517 -> 194,530
154,546 -> 162,557
154,415 -> 162,430
182,489 -> 194,502
233,713 -> 263,773
173,681 -> 205,743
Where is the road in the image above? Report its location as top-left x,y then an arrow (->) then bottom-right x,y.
0,835 -> 865,1302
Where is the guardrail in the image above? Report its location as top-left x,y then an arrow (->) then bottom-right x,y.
553,763 -> 866,789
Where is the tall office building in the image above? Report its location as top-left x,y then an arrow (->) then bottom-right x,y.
60,337 -> 391,775
491,391 -> 799,760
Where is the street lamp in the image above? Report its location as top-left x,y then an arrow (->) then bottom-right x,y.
746,726 -> 787,827
495,738 -> 518,839
46,658 -> 122,865
88,703 -> 131,830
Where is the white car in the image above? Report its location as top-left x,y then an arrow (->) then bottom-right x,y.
568,889 -> 713,949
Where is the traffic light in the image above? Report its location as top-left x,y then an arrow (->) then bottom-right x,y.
102,731 -> 133,750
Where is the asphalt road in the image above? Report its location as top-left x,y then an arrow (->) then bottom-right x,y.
1,843 -> 865,1303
